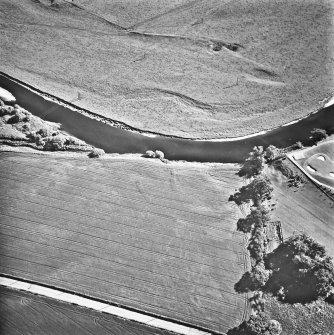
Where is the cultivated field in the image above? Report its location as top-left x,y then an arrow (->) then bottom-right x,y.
267,161 -> 334,256
0,0 -> 333,138
0,286 -> 174,335
0,152 -> 249,333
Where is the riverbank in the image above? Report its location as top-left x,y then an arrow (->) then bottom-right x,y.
2,71 -> 333,143
2,73 -> 334,163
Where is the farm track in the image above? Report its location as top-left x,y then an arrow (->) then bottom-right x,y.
0,153 -> 248,333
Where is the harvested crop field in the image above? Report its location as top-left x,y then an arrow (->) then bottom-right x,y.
0,152 -> 249,333
0,285 -> 174,335
1,0 -> 333,138
267,162 -> 334,256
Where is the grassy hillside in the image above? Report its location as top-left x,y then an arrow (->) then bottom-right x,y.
0,286 -> 175,335
267,161 -> 334,256
0,151 -> 249,334
0,0 -> 333,138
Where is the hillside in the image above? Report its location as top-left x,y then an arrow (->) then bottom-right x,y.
0,151 -> 249,334
0,286 -> 175,335
0,0 -> 333,138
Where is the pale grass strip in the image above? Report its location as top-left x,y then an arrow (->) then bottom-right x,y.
0,276 -> 211,335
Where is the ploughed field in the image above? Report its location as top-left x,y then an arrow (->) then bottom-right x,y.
0,286 -> 174,335
0,152 -> 248,333
1,0 -> 333,138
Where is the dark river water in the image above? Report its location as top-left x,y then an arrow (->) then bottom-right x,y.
1,73 -> 333,163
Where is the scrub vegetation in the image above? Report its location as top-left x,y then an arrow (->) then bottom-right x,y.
0,98 -> 94,152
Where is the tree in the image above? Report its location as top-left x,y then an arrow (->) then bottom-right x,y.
238,146 -> 265,178
265,234 -> 334,302
310,128 -> 328,143
237,206 -> 271,233
230,176 -> 273,206
227,312 -> 282,335
248,225 -> 268,261
235,262 -> 271,293
264,145 -> 282,163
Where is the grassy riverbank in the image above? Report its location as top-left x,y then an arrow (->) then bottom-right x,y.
1,0 -> 333,139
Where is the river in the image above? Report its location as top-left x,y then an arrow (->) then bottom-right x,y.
1,73 -> 333,163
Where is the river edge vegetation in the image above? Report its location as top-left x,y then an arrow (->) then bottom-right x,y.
227,131 -> 334,335
0,98 -> 106,158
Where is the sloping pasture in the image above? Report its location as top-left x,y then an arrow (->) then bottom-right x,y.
0,152 -> 248,334
268,162 -> 334,256
0,286 -> 176,335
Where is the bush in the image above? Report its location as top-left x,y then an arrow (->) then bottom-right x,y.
144,150 -> 165,159
0,105 -> 14,116
36,127 -> 58,138
43,135 -> 66,151
88,148 -> 105,158
310,128 -> 328,143
238,146 -> 265,178
145,150 -> 156,158
265,234 -> 334,302
7,110 -> 27,124
155,150 -> 164,159
230,176 -> 273,206
227,312 -> 282,335
264,145 -> 284,163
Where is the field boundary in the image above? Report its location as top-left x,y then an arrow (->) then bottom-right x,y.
0,274 -> 214,335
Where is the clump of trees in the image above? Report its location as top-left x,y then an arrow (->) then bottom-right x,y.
227,312 -> 282,335
235,262 -> 271,293
237,206 -> 271,234
229,176 -> 273,207
238,146 -> 265,178
144,150 -> 165,159
264,233 -> 334,303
